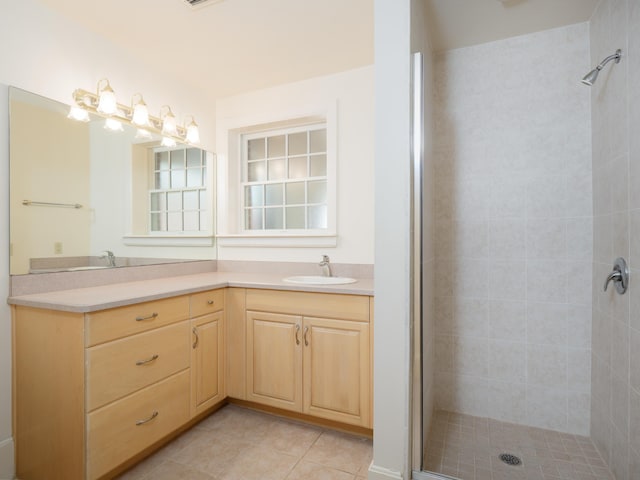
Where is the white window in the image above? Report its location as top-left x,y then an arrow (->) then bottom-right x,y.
241,124 -> 328,232
149,147 -> 208,233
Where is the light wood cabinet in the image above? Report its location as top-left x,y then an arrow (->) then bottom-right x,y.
13,289 -> 226,480
12,285 -> 371,478
86,321 -> 190,411
191,312 -> 224,416
246,311 -> 303,411
190,290 -> 225,417
244,289 -> 372,428
303,317 -> 370,426
85,296 -> 190,346
87,370 -> 190,479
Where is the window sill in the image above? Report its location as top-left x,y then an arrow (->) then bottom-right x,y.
216,233 -> 337,248
122,235 -> 215,247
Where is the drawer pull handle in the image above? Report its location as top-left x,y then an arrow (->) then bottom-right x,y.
193,327 -> 199,349
135,312 -> 158,322
304,326 -> 310,346
135,354 -> 159,366
135,411 -> 158,426
295,324 -> 301,345
207,300 -> 214,305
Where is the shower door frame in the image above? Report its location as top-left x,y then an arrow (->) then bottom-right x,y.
409,51 -> 450,480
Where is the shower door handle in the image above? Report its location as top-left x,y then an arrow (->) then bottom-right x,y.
604,257 -> 628,294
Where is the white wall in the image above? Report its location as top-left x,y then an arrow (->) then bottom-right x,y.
371,0 -> 413,478
432,23 -> 593,434
0,1 -> 216,476
215,66 -> 374,265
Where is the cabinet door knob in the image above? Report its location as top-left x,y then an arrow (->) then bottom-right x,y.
135,411 -> 159,426
295,324 -> 301,345
135,354 -> 159,366
304,326 -> 310,346
207,300 -> 214,305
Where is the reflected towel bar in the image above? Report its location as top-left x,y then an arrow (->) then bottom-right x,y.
22,200 -> 83,209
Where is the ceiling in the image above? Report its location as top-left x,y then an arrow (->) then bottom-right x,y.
36,0 -> 601,101
36,0 -> 374,102
424,0 -> 601,52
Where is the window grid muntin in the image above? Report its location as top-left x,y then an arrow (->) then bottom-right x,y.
150,147 -> 207,233
242,124 -> 327,232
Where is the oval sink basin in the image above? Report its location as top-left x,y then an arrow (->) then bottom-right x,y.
283,275 -> 357,285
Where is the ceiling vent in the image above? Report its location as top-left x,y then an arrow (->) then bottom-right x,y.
182,0 -> 224,10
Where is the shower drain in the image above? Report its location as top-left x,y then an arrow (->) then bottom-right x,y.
499,453 -> 522,466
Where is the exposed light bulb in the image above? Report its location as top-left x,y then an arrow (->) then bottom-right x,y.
97,81 -> 117,115
161,136 -> 177,147
185,119 -> 200,144
67,105 -> 90,122
104,118 -> 124,132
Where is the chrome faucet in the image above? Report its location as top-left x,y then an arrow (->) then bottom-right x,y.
318,255 -> 332,277
100,250 -> 116,267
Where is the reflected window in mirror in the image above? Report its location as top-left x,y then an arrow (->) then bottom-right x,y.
150,147 -> 208,233
130,143 -> 214,241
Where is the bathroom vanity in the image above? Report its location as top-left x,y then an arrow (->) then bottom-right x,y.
9,273 -> 373,480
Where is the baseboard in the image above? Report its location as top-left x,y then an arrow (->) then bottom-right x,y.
368,463 -> 404,480
0,437 -> 14,480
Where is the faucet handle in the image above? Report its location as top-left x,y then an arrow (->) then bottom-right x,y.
321,255 -> 330,264
603,257 -> 629,294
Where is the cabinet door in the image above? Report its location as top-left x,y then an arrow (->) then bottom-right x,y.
246,311 -> 302,412
191,312 -> 224,417
303,317 -> 370,427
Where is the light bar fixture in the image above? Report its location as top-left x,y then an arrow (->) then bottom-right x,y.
68,78 -> 200,145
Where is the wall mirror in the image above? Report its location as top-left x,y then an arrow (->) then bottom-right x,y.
9,87 -> 216,275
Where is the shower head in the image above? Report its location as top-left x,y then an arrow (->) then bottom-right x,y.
582,49 -> 622,86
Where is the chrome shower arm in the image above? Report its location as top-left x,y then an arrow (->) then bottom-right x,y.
596,49 -> 622,70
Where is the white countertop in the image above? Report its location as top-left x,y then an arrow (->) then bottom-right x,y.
7,272 -> 374,313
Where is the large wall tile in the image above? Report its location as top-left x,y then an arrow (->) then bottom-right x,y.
433,22 -> 593,435
488,300 -> 526,341
527,302 -> 568,346
488,381 -> 527,424
527,344 -> 568,388
526,385 -> 568,431
488,339 -> 526,382
527,260 -> 568,303
488,260 -> 526,301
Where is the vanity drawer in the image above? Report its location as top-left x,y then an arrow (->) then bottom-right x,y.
246,289 -> 370,322
190,289 -> 225,317
86,321 -> 190,411
86,369 -> 190,480
85,295 -> 190,346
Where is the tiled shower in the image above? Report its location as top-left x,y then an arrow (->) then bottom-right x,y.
425,0 -> 640,478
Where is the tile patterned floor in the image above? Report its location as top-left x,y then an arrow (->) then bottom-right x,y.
423,410 -> 615,480
116,404 -> 372,480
